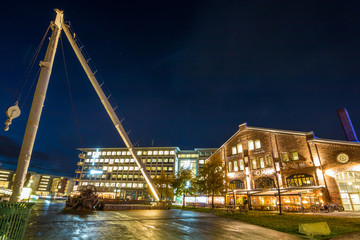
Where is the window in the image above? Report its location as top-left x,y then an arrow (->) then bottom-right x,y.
112,151 -> 116,155
199,160 -> 205,164
148,151 -> 153,155
234,161 -> 239,172
100,159 -> 104,163
259,157 -> 265,169
119,166 -> 123,170
130,159 -> 135,162
265,155 -> 273,167
230,180 -> 245,189
252,159 -> 257,170
168,167 -> 173,171
120,159 -> 125,163
109,159 -> 114,164
117,151 -> 121,155
232,146 -> 237,155
129,166 -> 134,171
127,183 -> 132,188
115,159 -> 119,163
121,183 -> 126,187
237,144 -> 243,153
146,167 -> 150,171
113,166 -> 118,171
164,158 -> 168,163
127,151 -> 131,155
291,152 -> 299,161
105,159 -> 109,163
152,167 -> 156,171
103,166 -> 108,170
152,158 -> 157,163
87,152 -> 92,156
164,151 -> 169,155
239,159 -> 244,171
122,151 -> 127,155
157,167 -> 162,171
248,140 -> 254,150
228,161 -> 233,172
169,158 -> 174,163
170,150 -> 175,155
287,174 -> 314,187
255,177 -> 275,189
85,159 -> 90,163
159,151 -> 164,155
125,159 -> 130,163
138,183 -> 144,188
124,166 -> 129,170
163,167 -> 168,171
153,151 -> 158,155
158,158 -> 163,163
107,151 -> 111,155
255,140 -> 261,149
137,151 -> 142,155
135,167 -> 139,170
281,153 -> 290,162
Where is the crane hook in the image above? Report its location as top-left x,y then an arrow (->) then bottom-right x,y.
4,101 -> 21,131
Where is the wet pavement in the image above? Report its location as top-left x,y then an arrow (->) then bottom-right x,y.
24,200 -> 299,240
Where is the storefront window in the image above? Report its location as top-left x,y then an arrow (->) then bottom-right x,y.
286,174 -> 314,187
335,171 -> 360,211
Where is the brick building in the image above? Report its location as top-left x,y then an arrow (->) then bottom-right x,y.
208,123 -> 360,211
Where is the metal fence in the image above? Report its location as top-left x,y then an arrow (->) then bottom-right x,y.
0,202 -> 35,240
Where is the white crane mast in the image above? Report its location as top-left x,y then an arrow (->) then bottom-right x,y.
10,9 -> 160,202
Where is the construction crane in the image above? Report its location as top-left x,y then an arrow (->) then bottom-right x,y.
10,9 -> 160,202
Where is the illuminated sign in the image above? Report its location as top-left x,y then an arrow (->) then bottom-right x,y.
90,170 -> 103,175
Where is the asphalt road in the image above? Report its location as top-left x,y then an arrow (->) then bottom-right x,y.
24,200 -> 299,240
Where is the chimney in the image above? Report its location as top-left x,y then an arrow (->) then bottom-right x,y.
337,108 -> 358,142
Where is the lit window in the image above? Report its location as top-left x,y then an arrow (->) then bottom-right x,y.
151,175 -> 155,179
119,166 -> 123,170
127,183 -> 132,188
105,159 -> 109,163
265,155 -> 273,167
291,152 -> 299,161
228,162 -> 233,172
237,144 -> 243,153
164,158 -> 168,163
102,151 -> 106,155
105,183 -> 110,187
114,166 -> 118,170
169,158 -> 174,163
248,141 -> 254,150
163,167 -> 168,171
137,151 -> 142,155
111,183 -> 115,187
239,159 -> 244,170
129,166 -> 134,171
107,151 -> 111,155
100,182 -> 104,186
138,183 -> 143,188
154,151 -> 158,155
147,158 -> 151,163
259,157 -> 265,169
164,151 -> 169,155
151,167 -> 156,171
158,158 -> 163,163
255,140 -> 261,149
168,167 -> 173,171
146,167 -> 150,171
87,152 -> 92,156
103,166 -> 108,170
125,159 -> 130,163
95,159 -> 99,162
170,150 -> 175,155
159,151 -> 163,155
135,167 -> 139,170
124,166 -> 129,170
130,159 -> 135,162
123,175 -> 127,178
152,158 -> 156,163
116,183 -> 120,187
100,159 -> 104,163
95,182 -> 99,186
115,159 -> 119,163
232,147 -> 237,155
120,159 -> 125,163
148,151 -> 153,155
112,151 -> 116,155
117,151 -> 121,155
121,183 -> 126,187
122,151 -> 126,155
85,159 -> 90,163
282,153 -> 290,162
234,161 -> 239,172
199,160 -> 205,164
252,159 -> 257,169
127,152 -> 131,155
143,151 -> 147,155
108,167 -> 113,172
157,167 -> 162,171
133,183 -> 137,188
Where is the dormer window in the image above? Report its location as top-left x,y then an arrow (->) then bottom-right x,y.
232,146 -> 237,155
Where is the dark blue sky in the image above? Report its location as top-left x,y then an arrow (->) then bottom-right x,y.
1,1 -> 360,177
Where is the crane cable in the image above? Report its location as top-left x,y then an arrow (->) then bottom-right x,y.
60,35 -> 84,146
13,25 -> 50,106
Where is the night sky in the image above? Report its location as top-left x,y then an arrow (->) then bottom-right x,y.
1,1 -> 360,177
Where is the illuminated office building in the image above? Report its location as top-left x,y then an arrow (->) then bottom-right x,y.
75,147 -> 216,200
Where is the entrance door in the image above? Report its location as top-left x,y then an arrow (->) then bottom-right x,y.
335,171 -> 360,211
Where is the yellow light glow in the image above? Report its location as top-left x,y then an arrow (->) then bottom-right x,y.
313,157 -> 321,167
325,169 -> 336,177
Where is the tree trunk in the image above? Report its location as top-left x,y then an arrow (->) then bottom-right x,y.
182,193 -> 185,208
212,191 -> 215,209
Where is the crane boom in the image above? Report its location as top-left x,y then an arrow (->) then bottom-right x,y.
61,21 -> 160,201
10,9 -> 160,202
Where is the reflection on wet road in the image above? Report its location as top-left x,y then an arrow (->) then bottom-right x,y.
24,200 -> 298,240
